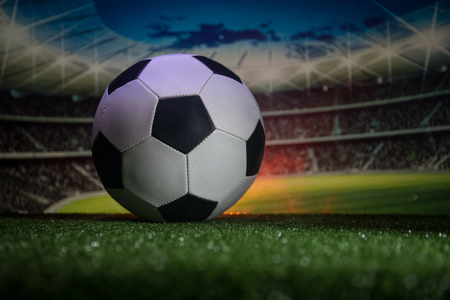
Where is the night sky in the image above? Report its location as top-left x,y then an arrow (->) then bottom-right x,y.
95,0 -> 436,48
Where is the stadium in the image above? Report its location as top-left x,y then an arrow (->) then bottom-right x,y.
1,0 -> 450,299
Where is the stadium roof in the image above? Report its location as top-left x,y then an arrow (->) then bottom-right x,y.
1,0 -> 450,97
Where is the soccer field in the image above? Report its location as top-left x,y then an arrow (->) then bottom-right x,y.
1,214 -> 449,300
2,172 -> 450,299
51,172 -> 450,215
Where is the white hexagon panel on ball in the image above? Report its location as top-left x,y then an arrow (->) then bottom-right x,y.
199,74 -> 261,141
138,54 -> 213,98
188,130 -> 246,202
207,174 -> 258,219
96,80 -> 158,151
106,188 -> 165,222
122,137 -> 188,208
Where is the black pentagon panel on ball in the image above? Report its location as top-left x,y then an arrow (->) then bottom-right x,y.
91,132 -> 123,188
108,59 -> 151,95
193,55 -> 242,84
152,95 -> 215,154
158,194 -> 218,222
246,120 -> 266,176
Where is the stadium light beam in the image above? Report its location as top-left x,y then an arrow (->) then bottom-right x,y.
0,0 -> 18,89
13,32 -> 111,89
2,19 -> 86,69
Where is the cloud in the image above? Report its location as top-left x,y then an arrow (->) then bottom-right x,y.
316,34 -> 334,41
147,23 -> 184,38
363,16 -> 386,27
158,15 -> 187,21
147,23 -> 267,49
259,20 -> 273,29
290,30 -> 316,41
339,23 -> 360,32
313,25 -> 333,31
290,30 -> 335,42
267,29 -> 281,41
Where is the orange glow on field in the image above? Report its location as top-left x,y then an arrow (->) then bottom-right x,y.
224,173 -> 450,216
222,175 -> 342,215
224,175 -> 317,215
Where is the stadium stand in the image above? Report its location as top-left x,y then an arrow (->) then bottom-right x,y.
264,96 -> 450,139
1,71 -> 449,213
260,133 -> 450,176
0,158 -> 101,214
0,122 -> 92,152
0,92 -> 100,117
255,70 -> 450,111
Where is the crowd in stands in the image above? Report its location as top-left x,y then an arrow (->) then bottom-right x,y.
264,112 -> 334,139
264,97 -> 450,140
1,95 -> 447,153
0,70 -> 448,118
255,70 -> 450,111
0,92 -> 99,117
0,122 -> 92,152
1,70 -> 450,213
2,132 -> 448,213
0,158 -> 101,213
260,133 -> 450,176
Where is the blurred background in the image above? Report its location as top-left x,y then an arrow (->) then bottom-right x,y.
0,0 -> 449,214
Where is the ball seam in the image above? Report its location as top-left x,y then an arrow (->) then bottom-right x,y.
136,78 -> 159,138
121,135 -> 152,152
215,128 -> 246,141
198,73 -> 214,95
206,177 -> 246,220
158,94 -> 198,99
98,95 -> 109,133
220,177 -> 246,202
185,128 -> 215,156
157,192 -> 217,208
185,154 -> 189,194
116,188 -> 166,222
138,78 -> 160,98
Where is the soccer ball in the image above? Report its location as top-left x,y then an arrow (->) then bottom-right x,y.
91,54 -> 265,222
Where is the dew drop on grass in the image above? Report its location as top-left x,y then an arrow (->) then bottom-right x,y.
440,275 -> 450,291
353,273 -> 367,288
299,256 -> 310,267
404,274 -> 417,289
272,254 -> 281,264
92,258 -> 102,268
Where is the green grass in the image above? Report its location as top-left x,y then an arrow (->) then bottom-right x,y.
57,194 -> 128,214
54,172 -> 450,215
3,173 -> 450,299
1,214 -> 450,300
230,172 -> 450,215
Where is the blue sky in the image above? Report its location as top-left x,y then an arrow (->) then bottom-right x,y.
95,0 -> 436,48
